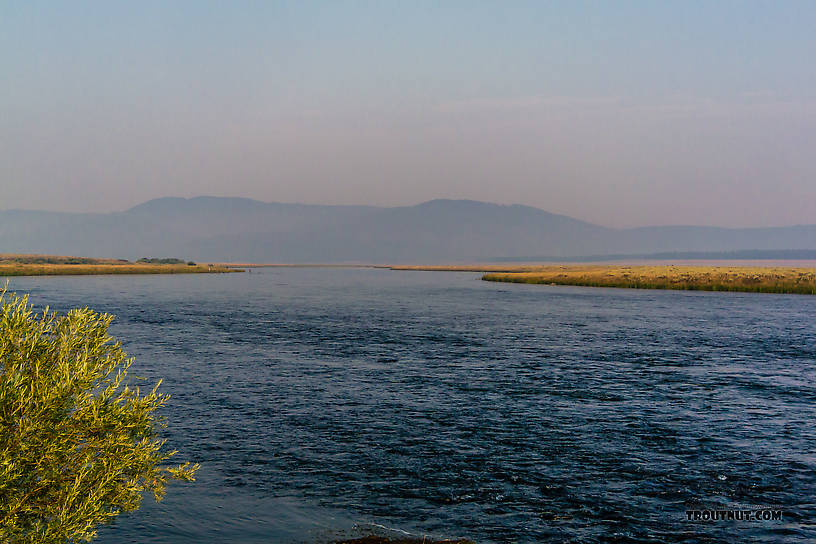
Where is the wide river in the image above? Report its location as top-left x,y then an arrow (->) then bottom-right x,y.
7,268 -> 815,543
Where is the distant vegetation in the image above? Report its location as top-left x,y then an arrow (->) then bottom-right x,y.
480,265 -> 816,295
0,254 -> 238,277
137,257 -> 187,265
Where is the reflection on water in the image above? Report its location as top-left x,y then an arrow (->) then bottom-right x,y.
8,268 -> 816,543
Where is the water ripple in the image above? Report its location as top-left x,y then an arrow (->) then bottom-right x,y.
8,269 -> 815,543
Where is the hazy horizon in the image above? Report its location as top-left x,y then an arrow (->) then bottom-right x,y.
3,1 -> 815,228
5,194 -> 816,231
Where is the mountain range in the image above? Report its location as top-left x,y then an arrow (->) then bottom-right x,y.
1,197 -> 814,263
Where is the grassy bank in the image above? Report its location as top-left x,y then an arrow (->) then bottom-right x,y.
480,265 -> 816,294
0,254 -> 239,276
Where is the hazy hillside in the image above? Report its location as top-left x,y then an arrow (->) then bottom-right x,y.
1,197 -> 814,262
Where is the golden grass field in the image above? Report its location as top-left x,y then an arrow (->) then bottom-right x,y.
0,254 -> 240,276
479,265 -> 816,294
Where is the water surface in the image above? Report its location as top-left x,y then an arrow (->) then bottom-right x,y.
7,268 -> 815,543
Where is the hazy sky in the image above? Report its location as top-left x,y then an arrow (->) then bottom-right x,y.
2,1 -> 815,227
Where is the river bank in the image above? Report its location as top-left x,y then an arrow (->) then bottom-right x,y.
0,254 -> 239,276
481,264 -> 816,294
386,263 -> 816,294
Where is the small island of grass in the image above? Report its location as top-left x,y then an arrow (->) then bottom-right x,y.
0,254 -> 241,277
387,264 -> 816,295
481,264 -> 816,294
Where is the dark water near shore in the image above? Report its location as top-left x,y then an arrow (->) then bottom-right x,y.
7,268 -> 816,543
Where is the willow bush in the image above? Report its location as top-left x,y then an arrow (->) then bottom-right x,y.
0,289 -> 198,543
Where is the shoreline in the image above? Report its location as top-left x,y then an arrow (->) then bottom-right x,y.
0,263 -> 241,277
0,254 -> 242,276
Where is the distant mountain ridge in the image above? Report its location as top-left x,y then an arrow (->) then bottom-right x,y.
1,197 -> 814,263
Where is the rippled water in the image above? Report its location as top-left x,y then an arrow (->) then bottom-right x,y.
7,268 -> 816,543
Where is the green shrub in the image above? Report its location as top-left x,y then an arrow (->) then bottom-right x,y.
0,289 -> 198,543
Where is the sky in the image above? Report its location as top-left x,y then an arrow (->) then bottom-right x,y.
2,0 -> 815,228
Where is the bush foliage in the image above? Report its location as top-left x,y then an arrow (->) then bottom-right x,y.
0,289 -> 197,543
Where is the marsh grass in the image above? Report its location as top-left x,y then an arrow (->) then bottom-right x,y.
480,265 -> 816,294
0,255 -> 239,276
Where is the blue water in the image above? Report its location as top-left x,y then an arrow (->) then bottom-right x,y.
7,268 -> 816,543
